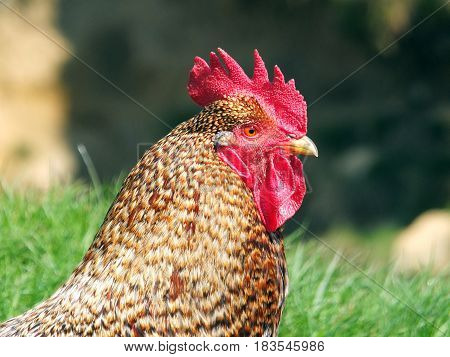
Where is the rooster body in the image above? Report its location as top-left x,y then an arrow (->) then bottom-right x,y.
0,50 -> 317,336
0,98 -> 287,336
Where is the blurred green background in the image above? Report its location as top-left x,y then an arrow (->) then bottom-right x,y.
0,0 -> 448,336
58,0 -> 449,232
1,0 -> 448,233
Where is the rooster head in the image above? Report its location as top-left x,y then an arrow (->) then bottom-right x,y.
188,49 -> 317,232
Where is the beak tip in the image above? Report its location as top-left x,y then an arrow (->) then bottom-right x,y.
288,135 -> 319,158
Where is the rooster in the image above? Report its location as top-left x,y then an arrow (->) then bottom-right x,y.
0,49 -> 317,336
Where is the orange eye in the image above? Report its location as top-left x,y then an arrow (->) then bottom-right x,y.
243,126 -> 258,137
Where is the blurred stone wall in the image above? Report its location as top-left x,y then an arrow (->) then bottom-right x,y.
0,0 -> 75,191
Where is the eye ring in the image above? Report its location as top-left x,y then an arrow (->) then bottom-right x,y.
243,126 -> 258,137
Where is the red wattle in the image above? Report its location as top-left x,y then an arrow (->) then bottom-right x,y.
218,148 -> 306,232
253,154 -> 306,232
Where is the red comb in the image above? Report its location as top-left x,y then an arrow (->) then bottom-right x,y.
188,48 -> 307,136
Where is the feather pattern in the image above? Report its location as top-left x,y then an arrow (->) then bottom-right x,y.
0,96 -> 288,337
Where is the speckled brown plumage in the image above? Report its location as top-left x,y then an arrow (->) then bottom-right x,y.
0,96 -> 288,336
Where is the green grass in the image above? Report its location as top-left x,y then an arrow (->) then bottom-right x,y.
0,182 -> 448,336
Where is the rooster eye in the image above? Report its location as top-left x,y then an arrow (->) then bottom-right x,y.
243,126 -> 258,137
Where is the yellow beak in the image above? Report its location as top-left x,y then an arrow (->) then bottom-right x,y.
284,136 -> 318,157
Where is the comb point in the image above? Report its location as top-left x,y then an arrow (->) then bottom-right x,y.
273,65 -> 285,84
209,52 -> 222,70
217,48 -> 248,80
253,49 -> 269,82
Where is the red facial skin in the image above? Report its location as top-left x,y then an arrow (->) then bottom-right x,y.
216,121 -> 306,232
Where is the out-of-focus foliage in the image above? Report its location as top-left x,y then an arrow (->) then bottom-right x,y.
57,0 -> 449,232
